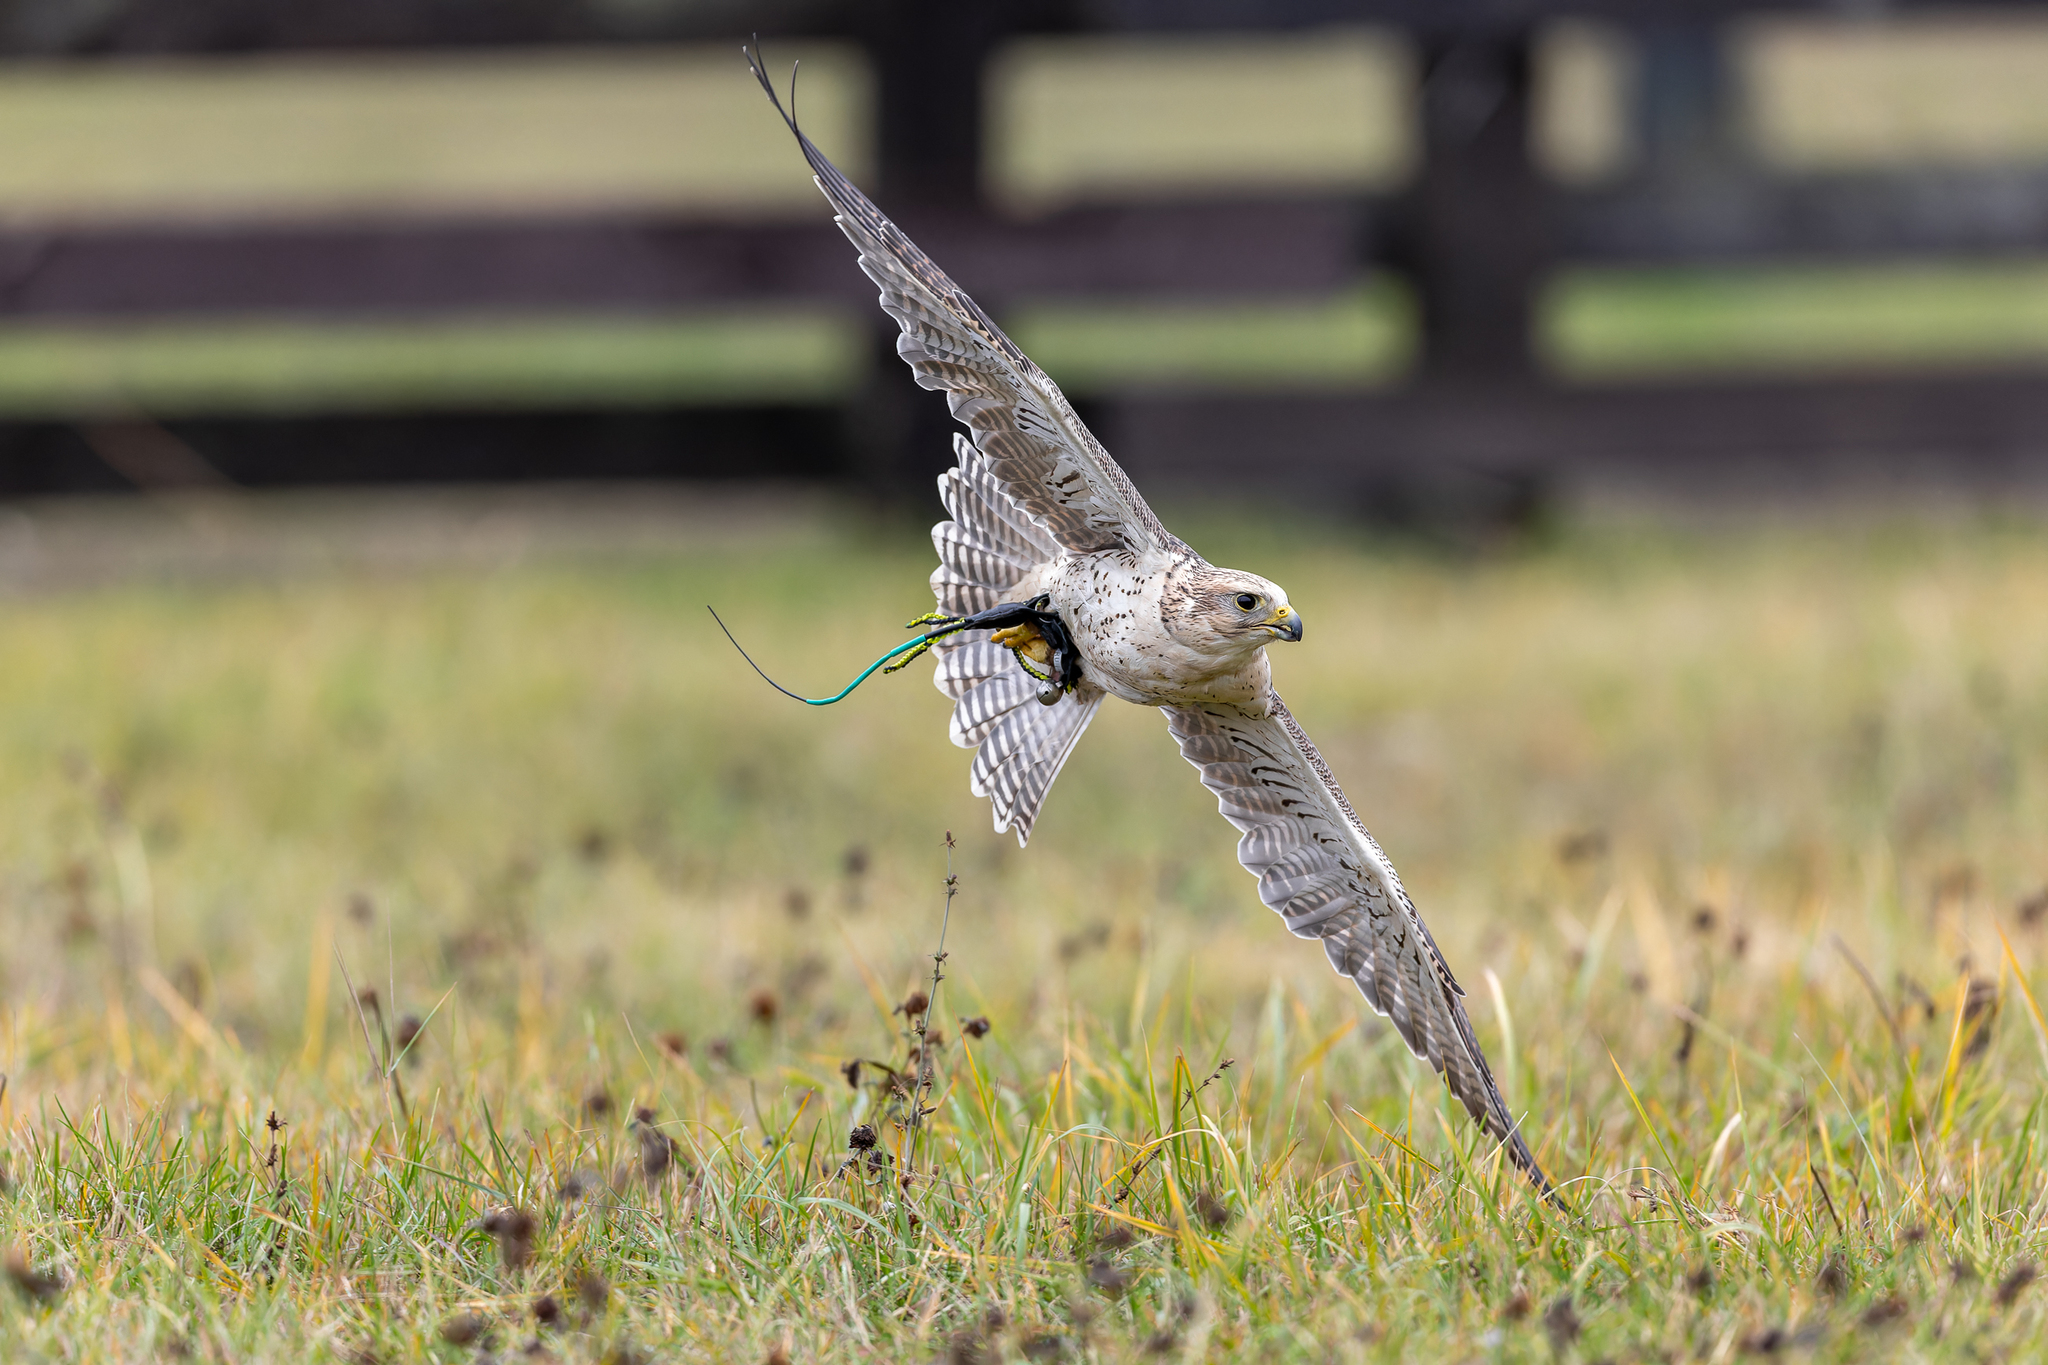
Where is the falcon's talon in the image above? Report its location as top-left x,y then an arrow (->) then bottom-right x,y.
990,621 -> 1055,665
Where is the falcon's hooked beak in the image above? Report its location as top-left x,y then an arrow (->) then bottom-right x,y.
1263,604 -> 1304,642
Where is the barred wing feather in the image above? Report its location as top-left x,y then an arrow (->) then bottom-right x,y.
1164,697 -> 1552,1194
935,639 -> 1105,844
748,49 -> 1174,557
928,434 -> 1105,844
930,434 -> 1059,617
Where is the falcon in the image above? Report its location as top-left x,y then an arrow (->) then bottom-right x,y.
748,51 -> 1552,1196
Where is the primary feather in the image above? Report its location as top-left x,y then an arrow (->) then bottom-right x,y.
748,47 -> 1553,1198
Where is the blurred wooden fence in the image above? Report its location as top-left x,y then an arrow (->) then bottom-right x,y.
5,0 -> 2048,508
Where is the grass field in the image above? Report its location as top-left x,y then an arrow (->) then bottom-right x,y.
2,498 -> 2048,1359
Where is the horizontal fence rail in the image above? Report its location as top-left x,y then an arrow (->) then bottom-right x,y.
4,0 -> 2048,504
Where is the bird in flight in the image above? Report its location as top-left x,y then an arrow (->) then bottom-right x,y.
747,49 -> 1551,1197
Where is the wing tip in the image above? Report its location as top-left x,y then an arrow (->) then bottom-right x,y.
741,37 -> 795,134
744,37 -> 840,185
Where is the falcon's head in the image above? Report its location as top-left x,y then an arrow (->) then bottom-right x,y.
1163,564 -> 1304,656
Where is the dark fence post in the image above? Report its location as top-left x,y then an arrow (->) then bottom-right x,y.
1635,19 -> 1739,177
1401,31 -> 1546,387
846,0 -> 1028,500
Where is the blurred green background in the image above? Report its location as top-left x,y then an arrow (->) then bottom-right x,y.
2,17 -> 2048,416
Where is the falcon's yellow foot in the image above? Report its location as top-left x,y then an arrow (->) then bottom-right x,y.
991,621 -> 1054,665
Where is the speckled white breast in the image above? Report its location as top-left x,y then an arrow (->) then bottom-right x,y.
1042,549 -> 1270,710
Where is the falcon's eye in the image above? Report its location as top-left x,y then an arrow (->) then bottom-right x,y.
1234,593 -> 1259,612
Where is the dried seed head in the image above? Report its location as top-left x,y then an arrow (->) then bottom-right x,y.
1019,1332 -> 1072,1361
1056,922 -> 1112,963
576,827 -> 612,863
707,1038 -> 734,1066
1541,1295 -> 1580,1348
480,1207 -> 538,1273
762,1346 -> 792,1365
840,1059 -> 863,1089
532,1293 -> 563,1328
1691,904 -> 1718,934
1096,1224 -> 1136,1252
848,1123 -> 878,1152
1741,1327 -> 1786,1354
748,989 -> 779,1025
346,891 -> 375,925
1556,829 -> 1608,864
573,1268 -> 609,1313
171,958 -> 206,1008
1685,1262 -> 1714,1295
945,1329 -> 993,1365
557,1169 -> 595,1203
638,1126 -> 676,1180
1861,1295 -> 1909,1327
1194,1190 -> 1233,1231
1816,1252 -> 1850,1298
843,846 -> 869,877
1085,1256 -> 1131,1296
897,991 -> 930,1017
632,1105 -> 656,1126
2021,889 -> 2048,927
355,987 -> 379,1011
783,888 -> 811,921
1996,1262 -> 2038,1306
962,1016 -> 991,1039
2,1246 -> 64,1300
1951,1258 -> 1979,1283
1900,1225 -> 1927,1247
583,1089 -> 613,1118
1963,977 -> 2000,1061
59,898 -> 96,943
438,1313 -> 486,1346
1500,1290 -> 1531,1321
393,1014 -> 423,1057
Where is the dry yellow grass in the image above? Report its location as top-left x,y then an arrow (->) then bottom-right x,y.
0,495 -> 2046,1360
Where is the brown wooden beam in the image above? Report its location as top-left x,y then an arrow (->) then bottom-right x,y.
1103,371 -> 2048,499
0,201 -> 1372,319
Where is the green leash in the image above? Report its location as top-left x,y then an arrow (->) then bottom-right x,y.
709,606 -> 957,706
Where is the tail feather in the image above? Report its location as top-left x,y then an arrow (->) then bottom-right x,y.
967,690 -> 1105,843
928,433 -> 1098,844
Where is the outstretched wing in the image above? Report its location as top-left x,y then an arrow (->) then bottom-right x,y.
1164,696 -> 1553,1196
931,434 -> 1105,845
748,47 -> 1176,557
